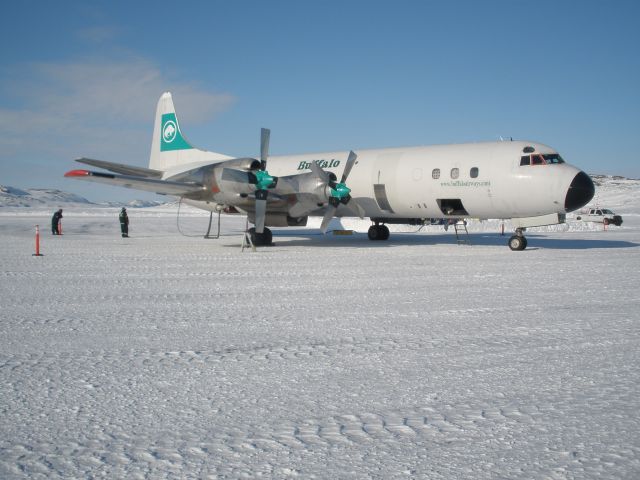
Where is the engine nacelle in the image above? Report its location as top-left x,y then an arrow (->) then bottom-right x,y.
275,172 -> 331,201
217,157 -> 261,171
247,212 -> 308,227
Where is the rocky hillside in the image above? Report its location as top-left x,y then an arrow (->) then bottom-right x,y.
0,186 -> 163,209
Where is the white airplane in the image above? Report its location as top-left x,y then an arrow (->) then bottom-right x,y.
65,92 -> 595,250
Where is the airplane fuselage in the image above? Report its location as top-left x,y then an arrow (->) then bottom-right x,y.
176,140 -> 585,222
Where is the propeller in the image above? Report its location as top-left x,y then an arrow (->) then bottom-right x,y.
252,128 -> 276,233
316,150 -> 358,233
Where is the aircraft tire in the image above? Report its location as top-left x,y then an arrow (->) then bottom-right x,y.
368,225 -> 389,241
508,235 -> 527,251
262,228 -> 273,245
249,227 -> 273,246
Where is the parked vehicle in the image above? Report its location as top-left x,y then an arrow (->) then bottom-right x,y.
576,208 -> 623,226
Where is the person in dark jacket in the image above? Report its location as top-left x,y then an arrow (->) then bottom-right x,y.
119,207 -> 129,237
51,209 -> 63,235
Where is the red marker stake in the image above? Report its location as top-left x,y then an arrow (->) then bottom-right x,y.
33,225 -> 43,256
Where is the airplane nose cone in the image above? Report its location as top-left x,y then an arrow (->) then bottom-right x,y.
565,171 -> 595,212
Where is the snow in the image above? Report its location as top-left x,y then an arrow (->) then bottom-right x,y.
1,177 -> 639,478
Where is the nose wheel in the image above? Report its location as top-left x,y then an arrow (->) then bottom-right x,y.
508,228 -> 528,251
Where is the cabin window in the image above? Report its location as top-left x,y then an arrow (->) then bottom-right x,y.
432,168 -> 440,179
451,168 -> 459,179
470,167 -> 479,178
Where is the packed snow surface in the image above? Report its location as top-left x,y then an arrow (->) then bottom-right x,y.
1,178 -> 639,478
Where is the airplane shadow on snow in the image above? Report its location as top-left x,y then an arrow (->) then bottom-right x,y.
249,230 -> 640,250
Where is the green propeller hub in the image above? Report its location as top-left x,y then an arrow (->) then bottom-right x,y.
255,170 -> 276,190
330,182 -> 351,199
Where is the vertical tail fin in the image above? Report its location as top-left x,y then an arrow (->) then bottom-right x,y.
149,92 -> 230,172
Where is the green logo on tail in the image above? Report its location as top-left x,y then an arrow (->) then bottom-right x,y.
161,113 -> 192,151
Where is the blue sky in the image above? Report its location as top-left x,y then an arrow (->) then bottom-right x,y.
1,0 -> 638,202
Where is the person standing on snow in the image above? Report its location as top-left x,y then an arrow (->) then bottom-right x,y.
119,207 -> 129,237
51,209 -> 63,235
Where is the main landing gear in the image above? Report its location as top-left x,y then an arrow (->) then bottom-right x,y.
249,227 -> 273,246
508,228 -> 528,251
368,223 -> 390,241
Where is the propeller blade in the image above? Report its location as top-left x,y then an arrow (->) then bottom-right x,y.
253,129 -> 274,234
260,128 -> 270,170
255,191 -> 267,233
352,199 -> 366,219
288,202 -> 308,218
309,160 -> 330,182
320,206 -> 337,234
287,193 -> 317,217
340,150 -> 358,184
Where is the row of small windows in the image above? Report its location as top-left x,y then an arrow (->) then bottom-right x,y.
432,167 -> 479,180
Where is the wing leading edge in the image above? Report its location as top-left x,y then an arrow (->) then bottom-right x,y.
64,170 -> 205,196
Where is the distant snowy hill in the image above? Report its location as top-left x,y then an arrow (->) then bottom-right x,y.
588,175 -> 640,214
0,185 -> 164,209
0,186 -> 94,208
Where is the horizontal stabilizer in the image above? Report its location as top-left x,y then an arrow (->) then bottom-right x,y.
64,170 -> 204,196
75,158 -> 163,178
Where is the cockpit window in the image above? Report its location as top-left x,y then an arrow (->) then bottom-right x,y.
531,154 -> 545,165
520,153 -> 566,166
544,154 -> 565,164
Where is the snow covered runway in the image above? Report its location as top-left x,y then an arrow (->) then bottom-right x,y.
1,207 -> 639,478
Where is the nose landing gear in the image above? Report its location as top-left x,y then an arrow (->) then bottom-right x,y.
508,228 -> 528,251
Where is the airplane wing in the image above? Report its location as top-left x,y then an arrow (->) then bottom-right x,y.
75,157 -> 163,178
64,169 -> 205,196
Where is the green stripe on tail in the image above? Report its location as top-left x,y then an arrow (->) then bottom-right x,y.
160,113 -> 193,151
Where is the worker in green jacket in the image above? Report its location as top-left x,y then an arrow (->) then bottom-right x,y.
119,207 -> 129,237
51,209 -> 63,235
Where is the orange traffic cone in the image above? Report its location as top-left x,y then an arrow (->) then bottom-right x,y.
33,225 -> 43,256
